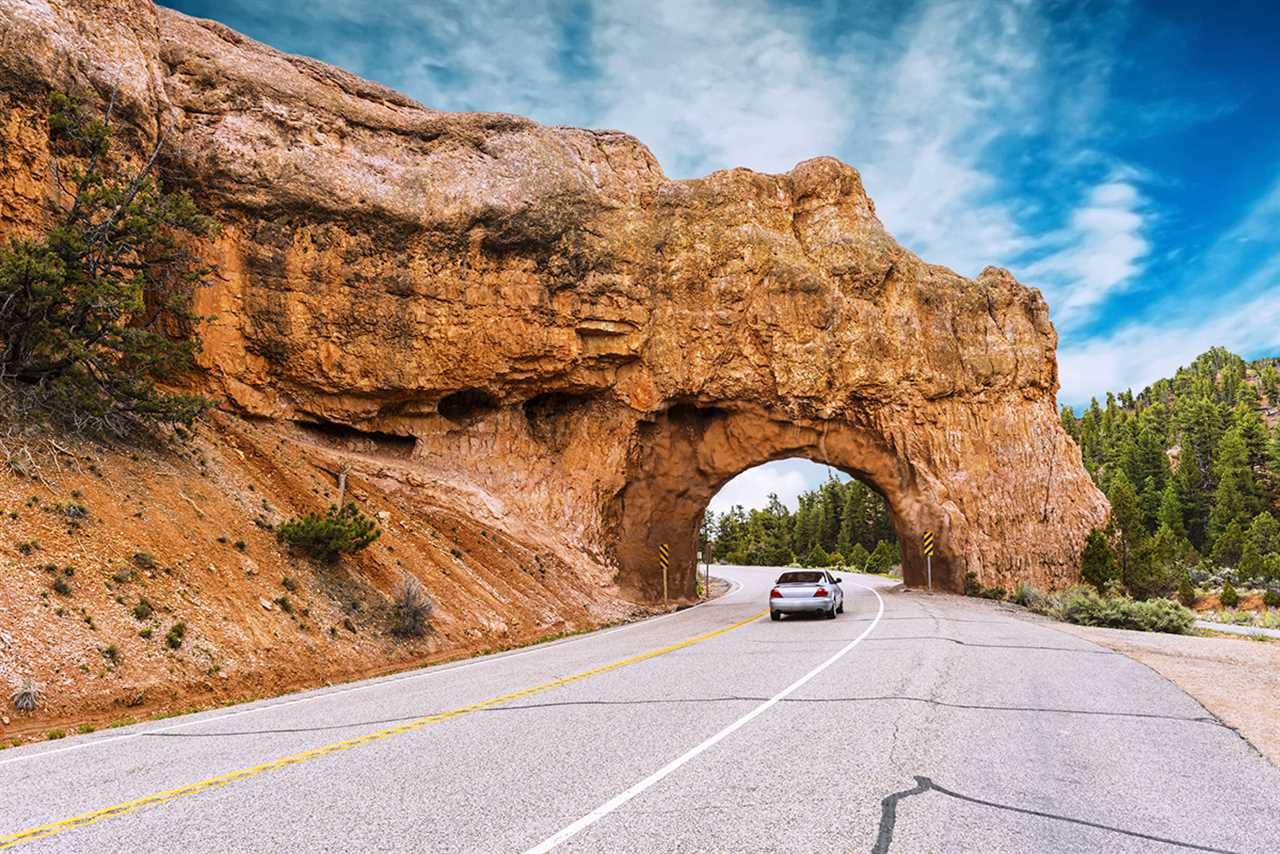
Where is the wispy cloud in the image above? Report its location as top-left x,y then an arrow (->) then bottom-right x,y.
1021,177 -> 1152,329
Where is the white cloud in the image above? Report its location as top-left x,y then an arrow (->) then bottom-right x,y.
585,0 -> 849,176
708,459 -> 842,515
1020,177 -> 1151,329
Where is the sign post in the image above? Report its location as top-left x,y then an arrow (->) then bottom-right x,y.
659,543 -> 670,606
923,530 -> 935,592
704,543 -> 711,600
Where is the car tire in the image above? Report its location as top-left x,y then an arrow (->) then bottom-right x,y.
837,601 -> 844,614
770,610 -> 781,621
826,606 -> 837,620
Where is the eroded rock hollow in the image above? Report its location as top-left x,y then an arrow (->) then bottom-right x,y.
0,0 -> 1108,597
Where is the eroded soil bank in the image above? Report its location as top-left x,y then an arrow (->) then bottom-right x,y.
1,413 -> 653,743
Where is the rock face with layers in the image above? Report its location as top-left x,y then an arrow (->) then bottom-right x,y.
0,0 -> 1108,597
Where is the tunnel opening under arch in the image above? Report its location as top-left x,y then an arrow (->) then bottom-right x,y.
609,404 -> 959,603
702,458 -> 900,576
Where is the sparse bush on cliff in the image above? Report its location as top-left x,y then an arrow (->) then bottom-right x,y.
0,92 -> 213,434
391,574 -> 432,638
277,502 -> 381,562
10,678 -> 41,712
132,598 -> 153,620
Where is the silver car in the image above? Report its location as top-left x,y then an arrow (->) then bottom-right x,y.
769,570 -> 845,620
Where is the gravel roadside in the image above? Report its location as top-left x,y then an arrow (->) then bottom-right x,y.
1042,620 -> 1280,767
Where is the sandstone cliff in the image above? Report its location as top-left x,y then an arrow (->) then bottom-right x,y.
1,0 -> 1107,607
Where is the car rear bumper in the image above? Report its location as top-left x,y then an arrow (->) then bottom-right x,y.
771,598 -> 832,612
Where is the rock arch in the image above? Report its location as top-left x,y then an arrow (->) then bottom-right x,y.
0,0 -> 1110,598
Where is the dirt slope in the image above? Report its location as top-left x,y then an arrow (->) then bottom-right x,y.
1,413 -> 643,741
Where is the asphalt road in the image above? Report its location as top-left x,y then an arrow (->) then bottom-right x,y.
2,565 -> 1278,853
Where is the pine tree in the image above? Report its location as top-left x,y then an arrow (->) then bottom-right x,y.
1080,528 -> 1118,590
1260,363 -> 1280,404
1107,470 -> 1146,573
1239,511 -> 1280,582
817,479 -> 840,552
1208,426 -> 1260,546
1060,405 -> 1079,441
1233,402 -> 1269,471
0,93 -> 214,432
847,542 -> 871,571
1126,523 -> 1179,600
1210,518 -> 1245,567
837,484 -> 864,555
1156,479 -> 1187,542
1139,475 -> 1161,532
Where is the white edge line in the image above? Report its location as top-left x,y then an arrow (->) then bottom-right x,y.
0,576 -> 744,768
523,579 -> 886,854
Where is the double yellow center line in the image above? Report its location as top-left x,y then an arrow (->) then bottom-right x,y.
1,609 -> 766,849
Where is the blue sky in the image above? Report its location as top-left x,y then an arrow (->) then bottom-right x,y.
163,0 -> 1280,513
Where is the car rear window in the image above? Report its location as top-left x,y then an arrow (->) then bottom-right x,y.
777,571 -> 824,584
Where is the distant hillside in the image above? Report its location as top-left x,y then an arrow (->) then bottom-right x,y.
1060,347 -> 1280,590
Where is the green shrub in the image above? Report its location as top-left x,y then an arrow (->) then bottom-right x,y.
277,502 -> 380,562
1058,587 -> 1194,634
980,585 -> 1008,601
165,622 -> 186,650
1011,583 -> 1045,609
1220,582 -> 1239,608
962,571 -> 982,597
132,598 -> 153,621
1264,589 -> 1280,609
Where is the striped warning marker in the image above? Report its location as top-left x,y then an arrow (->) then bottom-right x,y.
922,531 -> 935,556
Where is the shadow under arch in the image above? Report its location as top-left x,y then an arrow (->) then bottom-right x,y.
610,403 -> 955,600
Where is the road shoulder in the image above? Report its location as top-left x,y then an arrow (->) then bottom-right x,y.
1027,614 -> 1280,768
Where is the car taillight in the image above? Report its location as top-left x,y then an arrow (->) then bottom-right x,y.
770,588 -> 782,598
814,587 -> 829,597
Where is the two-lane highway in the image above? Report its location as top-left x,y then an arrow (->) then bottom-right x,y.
2,566 -> 1278,852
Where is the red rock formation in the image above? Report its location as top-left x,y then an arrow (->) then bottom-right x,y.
0,0 -> 1108,597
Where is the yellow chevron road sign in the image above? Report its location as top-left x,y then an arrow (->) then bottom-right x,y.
922,531 -> 935,556
659,543 -> 670,604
